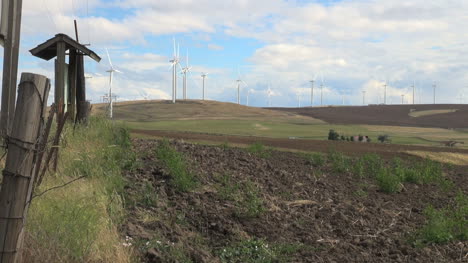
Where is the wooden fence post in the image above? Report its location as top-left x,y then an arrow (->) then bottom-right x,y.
0,73 -> 50,263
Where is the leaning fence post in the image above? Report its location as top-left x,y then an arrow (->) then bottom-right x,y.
0,73 -> 50,263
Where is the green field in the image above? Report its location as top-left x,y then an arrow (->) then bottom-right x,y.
95,100 -> 468,148
125,119 -> 468,148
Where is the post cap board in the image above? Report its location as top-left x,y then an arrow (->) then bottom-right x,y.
29,33 -> 101,62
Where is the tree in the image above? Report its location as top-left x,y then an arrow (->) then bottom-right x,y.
378,134 -> 391,143
328,129 -> 340,141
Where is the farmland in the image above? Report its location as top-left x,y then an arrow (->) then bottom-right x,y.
123,139 -> 467,262
95,100 -> 468,149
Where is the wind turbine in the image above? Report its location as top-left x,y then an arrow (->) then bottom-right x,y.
433,82 -> 437,104
412,81 -> 415,104
105,48 -> 122,119
247,89 -> 255,106
169,38 -> 180,103
362,90 -> 366,105
383,82 -> 387,104
297,90 -> 302,107
180,49 -> 193,100
267,86 -> 272,107
236,68 -> 248,105
201,73 -> 208,100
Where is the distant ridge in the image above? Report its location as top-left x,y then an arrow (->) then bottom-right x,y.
269,104 -> 468,129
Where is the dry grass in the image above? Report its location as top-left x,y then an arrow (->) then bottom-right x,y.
409,109 -> 458,118
92,99 -> 322,123
406,151 -> 468,166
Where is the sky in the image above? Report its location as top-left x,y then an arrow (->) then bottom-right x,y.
2,0 -> 468,107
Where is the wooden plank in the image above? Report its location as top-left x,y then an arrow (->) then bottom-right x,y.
55,41 -> 66,118
0,73 -> 50,263
0,0 -> 24,136
68,50 -> 77,120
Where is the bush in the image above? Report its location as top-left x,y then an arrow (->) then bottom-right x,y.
378,134 -> 391,143
328,129 -> 340,141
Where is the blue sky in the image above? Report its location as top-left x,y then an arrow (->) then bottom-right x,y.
3,0 -> 468,107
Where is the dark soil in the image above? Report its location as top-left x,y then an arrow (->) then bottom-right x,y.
122,139 -> 468,263
269,104 -> 468,129
132,129 -> 468,159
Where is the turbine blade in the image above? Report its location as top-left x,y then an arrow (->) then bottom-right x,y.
241,80 -> 248,87
105,48 -> 113,68
114,69 -> 123,73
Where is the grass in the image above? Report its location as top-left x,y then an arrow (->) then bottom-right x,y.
413,192 -> 467,246
216,174 -> 265,218
126,119 -> 468,148
406,151 -> 468,166
409,109 -> 458,118
24,117 -> 134,262
303,152 -> 326,167
345,153 -> 448,193
155,139 -> 197,192
247,142 -> 272,158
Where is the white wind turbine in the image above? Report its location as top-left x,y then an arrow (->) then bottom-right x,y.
201,73 -> 208,100
105,48 -> 122,119
246,88 -> 255,106
180,49 -> 193,100
236,68 -> 248,104
169,38 -> 180,103
267,85 -> 273,107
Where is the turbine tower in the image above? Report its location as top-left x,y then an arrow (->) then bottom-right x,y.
201,73 -> 208,100
105,48 -> 122,119
412,82 -> 415,104
362,90 -> 366,105
180,50 -> 192,100
310,80 -> 314,106
401,94 -> 405,104
169,38 -> 180,103
236,80 -> 241,104
320,84 -> 324,106
384,83 -> 387,104
433,82 -> 437,104
267,86 -> 272,107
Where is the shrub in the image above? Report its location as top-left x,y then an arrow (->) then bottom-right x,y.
328,129 -> 340,141
378,134 -> 391,143
155,140 -> 197,192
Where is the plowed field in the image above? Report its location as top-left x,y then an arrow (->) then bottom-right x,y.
270,104 -> 468,129
123,139 -> 468,263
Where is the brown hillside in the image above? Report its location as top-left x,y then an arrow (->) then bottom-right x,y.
93,100 -> 321,122
269,104 -> 468,129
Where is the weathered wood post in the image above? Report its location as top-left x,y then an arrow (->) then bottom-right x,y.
0,0 -> 24,136
0,73 -> 50,263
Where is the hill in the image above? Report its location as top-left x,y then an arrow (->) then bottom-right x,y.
93,100 -> 320,123
269,104 -> 468,129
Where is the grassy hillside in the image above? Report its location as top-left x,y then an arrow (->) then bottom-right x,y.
93,100 -> 321,123
92,100 -> 468,148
